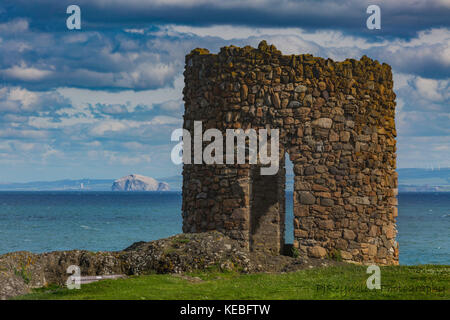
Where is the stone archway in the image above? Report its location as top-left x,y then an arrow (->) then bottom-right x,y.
248,157 -> 286,255
182,41 -> 399,265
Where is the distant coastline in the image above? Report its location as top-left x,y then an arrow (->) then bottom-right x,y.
0,175 -> 183,192
398,185 -> 450,192
0,168 -> 449,192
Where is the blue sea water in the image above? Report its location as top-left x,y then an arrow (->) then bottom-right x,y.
0,191 -> 448,265
0,192 -> 182,255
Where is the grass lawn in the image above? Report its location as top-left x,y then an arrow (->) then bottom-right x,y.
15,265 -> 449,300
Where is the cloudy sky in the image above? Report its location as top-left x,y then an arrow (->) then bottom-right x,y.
0,0 -> 449,182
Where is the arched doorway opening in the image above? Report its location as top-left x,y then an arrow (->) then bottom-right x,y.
284,152 -> 295,255
249,161 -> 285,255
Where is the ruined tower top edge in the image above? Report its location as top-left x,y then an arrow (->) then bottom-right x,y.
186,40 -> 392,75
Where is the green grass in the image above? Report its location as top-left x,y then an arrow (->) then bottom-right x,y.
15,265 -> 449,300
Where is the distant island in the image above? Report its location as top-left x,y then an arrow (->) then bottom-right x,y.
112,174 -> 170,191
0,168 -> 449,192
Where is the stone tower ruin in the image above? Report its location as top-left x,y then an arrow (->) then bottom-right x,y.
182,41 -> 398,265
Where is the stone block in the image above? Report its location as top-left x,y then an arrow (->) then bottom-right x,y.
312,118 -> 333,129
308,246 -> 327,258
299,192 -> 316,205
343,229 -> 356,240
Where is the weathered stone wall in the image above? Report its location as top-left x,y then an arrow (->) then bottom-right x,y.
182,41 -> 398,265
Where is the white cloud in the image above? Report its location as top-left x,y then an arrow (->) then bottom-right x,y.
0,86 -> 70,114
1,62 -> 53,81
103,151 -> 151,165
433,144 -> 449,151
57,74 -> 184,110
415,77 -> 449,102
159,100 -> 182,112
0,18 -> 29,33
27,116 -> 96,130
10,141 -> 36,152
407,28 -> 450,48
2,114 -> 28,123
6,87 -> 39,109
122,142 -> 145,150
169,25 -> 389,50
63,33 -> 90,44
42,145 -> 63,159
393,73 -> 411,90
148,115 -> 182,125
0,128 -> 48,139
99,104 -> 129,115
84,141 -> 101,148
397,135 -> 450,168
89,121 -> 129,136
124,28 -> 145,34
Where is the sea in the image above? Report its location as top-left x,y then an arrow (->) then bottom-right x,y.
0,191 -> 448,265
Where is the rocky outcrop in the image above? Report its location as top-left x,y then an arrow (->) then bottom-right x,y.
0,231 -> 341,299
0,250 -> 124,299
112,174 -> 169,191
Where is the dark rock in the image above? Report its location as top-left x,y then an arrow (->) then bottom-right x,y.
299,192 -> 316,205
321,198 -> 334,207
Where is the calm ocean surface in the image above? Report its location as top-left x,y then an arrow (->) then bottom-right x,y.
0,191 -> 448,265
